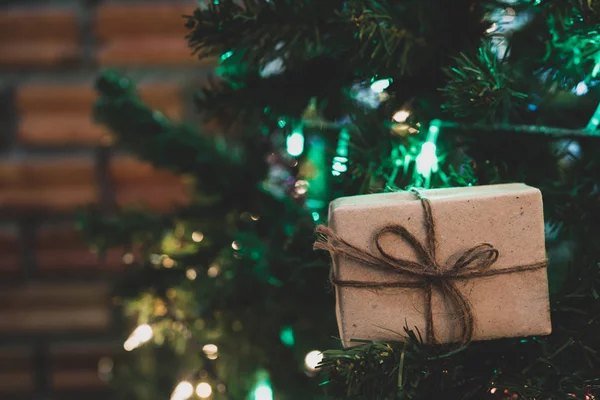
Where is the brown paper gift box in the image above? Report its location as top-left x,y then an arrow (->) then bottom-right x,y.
326,183 -> 551,347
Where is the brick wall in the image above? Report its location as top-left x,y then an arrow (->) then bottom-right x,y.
0,1 -> 213,399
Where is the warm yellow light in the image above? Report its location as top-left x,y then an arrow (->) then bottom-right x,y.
196,382 -> 212,398
304,350 -> 323,371
170,381 -> 194,400
122,253 -> 135,264
162,256 -> 176,268
203,344 -> 219,360
192,232 -> 204,243
207,264 -> 220,278
186,269 -> 197,280
392,109 -> 410,123
124,324 -> 153,351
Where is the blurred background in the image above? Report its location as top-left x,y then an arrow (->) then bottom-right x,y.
0,1 -> 211,399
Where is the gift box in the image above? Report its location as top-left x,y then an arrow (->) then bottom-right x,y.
315,183 -> 551,347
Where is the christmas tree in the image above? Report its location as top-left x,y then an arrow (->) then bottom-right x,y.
88,0 -> 600,399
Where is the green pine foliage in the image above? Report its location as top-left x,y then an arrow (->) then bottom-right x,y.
88,0 -> 600,399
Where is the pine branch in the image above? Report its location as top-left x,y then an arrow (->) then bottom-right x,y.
94,70 -> 268,202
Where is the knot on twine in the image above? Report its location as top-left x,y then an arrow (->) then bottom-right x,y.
314,189 -> 547,348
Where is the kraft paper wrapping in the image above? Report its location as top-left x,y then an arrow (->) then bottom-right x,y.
328,183 -> 552,347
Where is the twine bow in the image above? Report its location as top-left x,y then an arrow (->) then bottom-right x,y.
314,190 -> 547,347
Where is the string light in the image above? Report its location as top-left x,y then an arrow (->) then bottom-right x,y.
415,120 -> 441,182
231,241 -> 240,250
312,212 -> 320,222
392,109 -> 410,123
170,381 -> 194,400
207,264 -> 220,278
122,253 -> 135,264
574,81 -> 589,96
253,383 -> 273,400
416,142 -> 439,179
196,382 -> 212,398
286,125 -> 305,157
202,344 -> 219,360
186,269 -> 197,280
260,57 -> 285,78
250,370 -> 274,400
304,350 -> 323,371
219,50 -> 233,62
162,256 -> 176,268
150,254 -> 162,265
124,324 -> 153,351
332,128 -> 350,176
370,78 -> 392,93
192,232 -> 204,242
294,180 -> 309,195
279,326 -> 295,347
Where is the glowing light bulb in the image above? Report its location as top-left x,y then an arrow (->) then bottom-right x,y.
286,128 -> 305,157
170,381 -> 194,400
279,326 -> 295,347
304,350 -> 323,371
207,264 -> 220,278
124,324 -> 153,351
231,241 -> 240,250
220,50 -> 233,62
370,78 -> 392,93
186,269 -> 197,280
486,22 -> 498,33
415,142 -> 439,179
573,81 -> 588,96
196,382 -> 212,398
252,383 -> 274,400
162,256 -> 176,268
122,253 -> 135,264
192,231 -> 204,242
392,109 -> 411,123
203,344 -> 219,360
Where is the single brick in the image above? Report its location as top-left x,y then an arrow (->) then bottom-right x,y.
0,283 -> 111,333
95,2 -> 198,66
0,158 -> 97,212
0,347 -> 33,395
50,343 -> 115,390
0,228 -> 20,277
36,225 -> 127,275
16,83 -> 184,146
0,9 -> 79,68
110,156 -> 190,211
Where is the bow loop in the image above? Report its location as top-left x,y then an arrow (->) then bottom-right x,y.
450,243 -> 499,276
374,225 -> 438,276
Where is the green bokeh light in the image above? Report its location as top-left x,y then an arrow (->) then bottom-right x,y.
279,326 -> 295,347
286,127 -> 304,157
219,50 -> 233,62
370,78 -> 392,93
